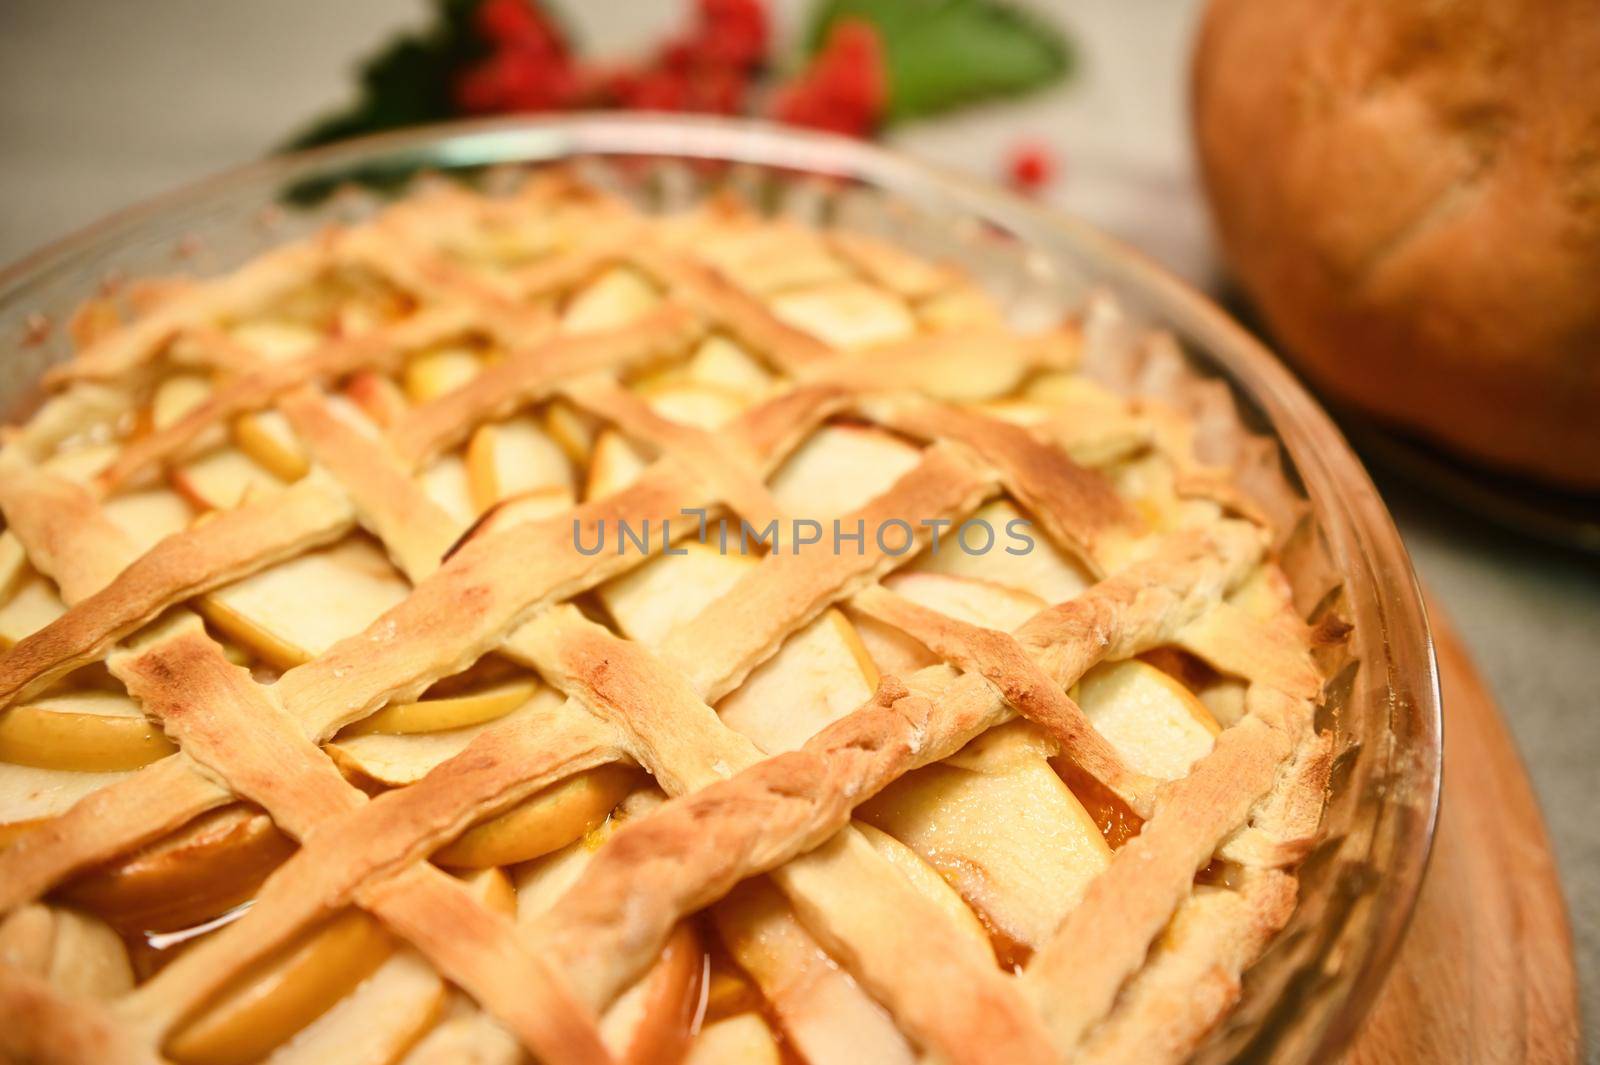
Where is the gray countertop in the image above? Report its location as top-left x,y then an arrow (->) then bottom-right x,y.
1,0 -> 1593,1052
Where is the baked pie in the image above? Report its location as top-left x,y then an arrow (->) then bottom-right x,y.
0,171 -> 1334,1065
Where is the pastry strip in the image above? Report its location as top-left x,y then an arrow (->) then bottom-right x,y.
0,475 -> 356,709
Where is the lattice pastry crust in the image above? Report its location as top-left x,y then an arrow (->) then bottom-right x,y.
0,172 -> 1333,1065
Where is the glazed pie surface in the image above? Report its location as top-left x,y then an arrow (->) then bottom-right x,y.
0,174 -> 1332,1065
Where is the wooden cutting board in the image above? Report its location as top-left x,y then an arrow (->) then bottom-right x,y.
1345,597 -> 1582,1064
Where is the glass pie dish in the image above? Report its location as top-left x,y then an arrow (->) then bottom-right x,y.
0,114 -> 1441,1064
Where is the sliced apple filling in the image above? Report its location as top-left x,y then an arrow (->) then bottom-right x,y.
683,335 -> 775,398
433,764 -> 639,868
1073,659 -> 1221,782
771,281 -> 918,350
908,498 -> 1091,608
172,446 -> 285,512
327,686 -> 556,788
0,568 -> 67,651
712,878 -> 916,1065
686,1012 -> 784,1065
164,908 -> 397,1065
402,344 -> 485,404
560,266 -> 661,335
858,720 -> 1111,962
465,415 -> 572,512
266,264 -> 413,338
0,902 -> 134,999
232,409 -> 309,483
717,609 -> 878,755
692,223 -> 852,296
198,535 -> 412,670
583,429 -> 650,500
340,678 -> 541,738
58,805 -> 295,940
226,320 -> 322,364
767,423 -> 923,519
599,541 -> 757,649
0,689 -> 175,773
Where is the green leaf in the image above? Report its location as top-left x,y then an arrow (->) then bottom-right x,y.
806,0 -> 1073,123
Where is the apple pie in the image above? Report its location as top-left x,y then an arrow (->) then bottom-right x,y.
0,172 -> 1334,1065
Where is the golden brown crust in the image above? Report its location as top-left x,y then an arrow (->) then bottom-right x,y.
0,477 -> 355,710
0,175 -> 1331,1065
391,304 -> 705,468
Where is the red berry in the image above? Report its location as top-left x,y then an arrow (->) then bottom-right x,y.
453,44 -> 577,115
475,0 -> 565,56
772,19 -> 887,137
695,0 -> 768,69
691,64 -> 750,114
618,67 -> 691,112
1006,142 -> 1057,194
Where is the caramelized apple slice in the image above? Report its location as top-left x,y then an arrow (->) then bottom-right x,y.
328,691 -> 559,788
171,447 -> 284,512
342,370 -> 408,429
768,424 -> 922,518
102,487 -> 195,553
0,569 -> 67,650
1024,370 -> 1114,407
584,430 -> 650,501
851,822 -> 992,953
695,223 -> 850,295
0,764 -> 129,826
340,678 -> 540,737
0,689 -> 176,772
43,442 -> 118,484
1072,659 -> 1220,780
199,535 -> 412,669
433,763 -> 638,868
700,950 -> 763,1022
771,281 -> 917,349
849,611 -> 941,677
262,949 -> 447,1065
685,1013 -> 782,1065
264,871 -> 512,1065
858,720 -> 1111,958
599,542 -> 757,649
542,398 -> 601,465
0,532 -> 26,602
712,879 -> 915,1065
417,452 -> 479,525
233,409 -> 309,483
402,346 -> 482,403
560,266 -> 660,334
465,415 -> 572,512
228,320 -> 321,363
910,499 -> 1091,607
153,373 -> 214,430
0,903 -> 133,998
165,908 -> 396,1065
718,609 -> 878,754
59,804 -> 294,936
511,826 -> 609,919
917,283 -> 1005,332
684,335 -> 774,397
599,922 -> 703,1065
643,383 -> 748,431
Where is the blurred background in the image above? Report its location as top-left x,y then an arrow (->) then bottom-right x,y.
0,0 -> 1594,1044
